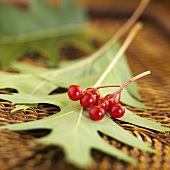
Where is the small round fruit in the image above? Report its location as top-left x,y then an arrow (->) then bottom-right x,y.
96,98 -> 109,111
88,106 -> 105,121
85,88 -> 100,100
108,100 -> 117,110
67,85 -> 83,101
80,92 -> 96,108
109,104 -> 125,118
104,93 -> 120,104
104,94 -> 113,100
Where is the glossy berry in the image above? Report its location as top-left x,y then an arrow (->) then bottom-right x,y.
88,106 -> 105,121
80,92 -> 96,108
67,85 -> 83,101
109,104 -> 125,118
104,93 -> 120,104
96,98 -> 109,111
85,88 -> 100,100
108,100 -> 117,110
104,94 -> 113,100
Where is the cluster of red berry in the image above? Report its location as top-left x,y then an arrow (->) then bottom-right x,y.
67,71 -> 150,121
67,85 -> 125,121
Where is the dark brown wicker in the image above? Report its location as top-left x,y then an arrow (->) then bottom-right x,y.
0,1 -> 170,170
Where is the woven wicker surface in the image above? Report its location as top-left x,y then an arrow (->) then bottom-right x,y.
0,3 -> 170,170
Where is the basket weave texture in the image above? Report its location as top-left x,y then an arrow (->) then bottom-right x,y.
0,3 -> 170,170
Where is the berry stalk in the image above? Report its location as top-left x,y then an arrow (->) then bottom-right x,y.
84,0 -> 150,66
98,71 -> 151,108
117,70 -> 151,93
109,71 -> 151,100
96,85 -> 121,89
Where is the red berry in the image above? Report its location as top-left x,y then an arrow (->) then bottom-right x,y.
85,88 -> 100,100
80,92 -> 96,108
104,94 -> 113,100
67,85 -> 83,101
104,93 -> 120,104
108,100 -> 117,110
88,106 -> 105,121
96,98 -> 109,111
109,104 -> 125,118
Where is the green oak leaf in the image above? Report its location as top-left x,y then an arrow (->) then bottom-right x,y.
0,101 -> 156,167
0,0 -> 90,68
36,45 -> 143,107
0,44 -> 142,109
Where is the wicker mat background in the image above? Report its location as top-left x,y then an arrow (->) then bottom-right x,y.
0,2 -> 170,170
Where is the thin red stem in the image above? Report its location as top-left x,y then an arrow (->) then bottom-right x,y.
120,71 -> 150,90
96,85 -> 121,89
85,71 -> 151,107
100,71 -> 151,105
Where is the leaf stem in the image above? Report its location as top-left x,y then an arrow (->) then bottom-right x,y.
113,0 -> 150,41
99,71 -> 151,104
39,0 -> 150,79
94,23 -> 143,88
86,0 -> 150,63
